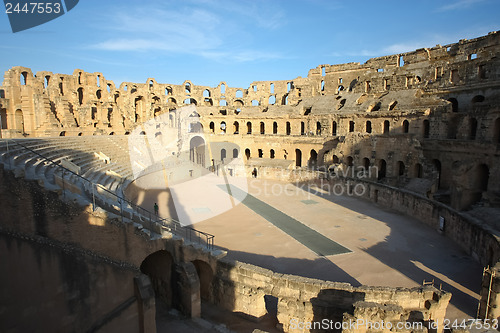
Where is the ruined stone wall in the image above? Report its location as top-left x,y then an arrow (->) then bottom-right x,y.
0,154 -> 454,333
211,259 -> 450,333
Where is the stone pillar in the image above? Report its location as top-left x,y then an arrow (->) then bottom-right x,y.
174,262 -> 201,318
134,274 -> 156,333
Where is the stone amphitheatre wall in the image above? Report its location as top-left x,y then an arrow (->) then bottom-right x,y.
0,162 -> 452,333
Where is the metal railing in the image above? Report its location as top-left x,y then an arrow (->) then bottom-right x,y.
0,139 -> 215,250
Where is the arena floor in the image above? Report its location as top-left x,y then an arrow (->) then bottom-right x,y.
128,173 -> 483,320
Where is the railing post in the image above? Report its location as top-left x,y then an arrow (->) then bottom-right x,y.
92,183 -> 96,211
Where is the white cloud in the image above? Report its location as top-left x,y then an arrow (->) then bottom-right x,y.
88,2 -> 286,63
435,0 -> 486,12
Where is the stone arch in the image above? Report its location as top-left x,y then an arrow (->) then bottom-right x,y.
448,98 -> 458,112
233,99 -> 244,107
140,250 -> 174,307
59,131 -> 66,137
233,121 -> 239,134
397,161 -> 405,176
209,122 -> 215,133
0,109 -> 7,129
363,158 -> 370,173
190,136 -> 206,165
245,148 -> 251,160
402,120 -> 409,133
273,121 -> 278,134
270,149 -> 275,159
192,260 -> 213,301
332,121 -> 337,135
470,117 -> 478,140
77,87 -> 84,105
247,122 -> 252,134
232,148 -> 238,158
309,149 -> 318,168
221,148 -> 226,161
494,118 -> 500,143
286,121 -> 291,135
346,156 -> 354,167
414,163 -> 423,178
295,149 -> 302,167
15,109 -> 24,132
378,159 -> 387,180
423,119 -> 430,138
433,159 -> 442,189
383,120 -> 390,134
366,120 -> 372,133
472,95 -> 485,104
260,122 -> 265,134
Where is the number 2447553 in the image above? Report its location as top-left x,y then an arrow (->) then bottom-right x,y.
5,2 -> 61,14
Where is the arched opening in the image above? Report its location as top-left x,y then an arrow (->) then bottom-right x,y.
185,82 -> 191,93
477,164 -> 489,192
220,83 -> 226,94
20,72 -> 27,85
300,122 -> 305,135
366,121 -> 372,133
383,120 -> 390,134
270,149 -> 275,159
433,159 -> 442,189
77,132 -> 83,136
472,95 -> 485,103
44,75 -> 50,88
332,155 -> 339,164
233,121 -> 239,134
448,98 -> 458,112
260,122 -> 265,134
273,121 -> 278,134
0,109 -> 7,129
332,121 -> 337,135
321,80 -> 325,91
309,150 -> 318,168
236,90 -> 243,98
190,136 -> 206,166
221,149 -> 226,161
470,118 -> 478,140
363,158 -> 370,174
247,122 -> 252,134
220,121 -> 226,134
209,122 -> 215,133
252,100 -> 259,106
77,87 -> 84,105
397,161 -> 405,176
349,121 -> 355,133
295,149 -> 302,167
316,121 -> 321,135
109,132 -> 115,135
96,89 -> 101,99
140,250 -> 174,307
192,260 -> 213,301
423,120 -> 430,138
232,148 -> 238,158
269,96 -> 276,105
258,149 -> 263,158
402,120 -> 409,133
494,118 -> 500,143
15,109 -> 24,132
378,159 -> 387,180
245,148 -> 251,160
59,131 -> 66,137
414,163 -> 423,178
286,122 -> 291,135
346,156 -> 353,167
203,89 -> 210,98
219,99 -> 227,107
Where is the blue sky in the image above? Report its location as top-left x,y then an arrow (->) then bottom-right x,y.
0,0 -> 499,89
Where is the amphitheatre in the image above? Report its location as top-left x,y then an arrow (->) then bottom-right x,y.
0,31 -> 500,333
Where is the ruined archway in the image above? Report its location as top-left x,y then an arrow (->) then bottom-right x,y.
192,260 -> 213,301
190,136 -> 206,166
140,250 -> 174,308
